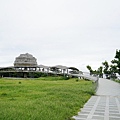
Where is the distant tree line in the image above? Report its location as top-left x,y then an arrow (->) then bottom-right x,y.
86,49 -> 120,79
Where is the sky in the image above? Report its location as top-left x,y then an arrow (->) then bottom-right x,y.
0,0 -> 120,72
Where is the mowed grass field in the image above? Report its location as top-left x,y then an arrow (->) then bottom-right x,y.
0,77 -> 94,120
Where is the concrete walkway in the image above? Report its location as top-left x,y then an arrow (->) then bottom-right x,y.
96,78 -> 120,96
73,78 -> 120,120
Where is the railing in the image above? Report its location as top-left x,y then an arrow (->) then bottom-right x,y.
70,72 -> 99,92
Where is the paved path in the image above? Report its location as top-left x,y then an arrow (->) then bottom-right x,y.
96,78 -> 120,96
73,78 -> 120,120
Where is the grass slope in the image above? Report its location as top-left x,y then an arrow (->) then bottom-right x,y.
0,77 -> 94,120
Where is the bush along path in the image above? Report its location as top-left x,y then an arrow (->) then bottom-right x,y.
73,78 -> 120,120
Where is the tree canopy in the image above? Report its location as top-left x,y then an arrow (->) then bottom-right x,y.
86,49 -> 120,79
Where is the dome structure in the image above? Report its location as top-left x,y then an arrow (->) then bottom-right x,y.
14,53 -> 37,67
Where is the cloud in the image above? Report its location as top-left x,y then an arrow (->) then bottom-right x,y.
0,0 -> 120,71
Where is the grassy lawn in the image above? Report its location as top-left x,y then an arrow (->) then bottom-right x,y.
0,77 -> 94,120
113,79 -> 120,83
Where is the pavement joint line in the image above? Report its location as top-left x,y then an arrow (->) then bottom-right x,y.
104,96 -> 109,120
115,97 -> 120,114
86,96 -> 100,119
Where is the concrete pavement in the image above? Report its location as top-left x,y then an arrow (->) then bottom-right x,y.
96,78 -> 120,96
73,78 -> 120,120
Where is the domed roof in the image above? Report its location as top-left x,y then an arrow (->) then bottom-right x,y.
14,53 -> 37,67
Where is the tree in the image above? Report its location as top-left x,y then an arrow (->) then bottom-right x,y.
102,60 -> 110,78
86,65 -> 93,75
111,49 -> 120,75
109,65 -> 117,79
86,65 -> 102,77
97,66 -> 103,78
86,49 -> 120,79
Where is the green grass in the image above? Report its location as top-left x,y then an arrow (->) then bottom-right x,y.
0,77 -> 94,120
113,79 -> 120,83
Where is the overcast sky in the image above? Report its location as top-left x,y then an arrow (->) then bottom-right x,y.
0,0 -> 120,72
